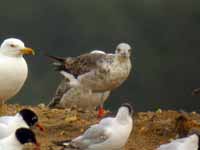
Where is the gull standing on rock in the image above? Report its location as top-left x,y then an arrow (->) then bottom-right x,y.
48,49 -> 110,113
55,103 -> 133,150
0,38 -> 35,113
47,43 -> 132,117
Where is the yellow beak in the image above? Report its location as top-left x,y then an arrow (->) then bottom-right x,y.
20,47 -> 35,55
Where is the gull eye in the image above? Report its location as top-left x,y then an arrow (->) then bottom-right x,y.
10,44 -> 16,48
117,48 -> 121,52
32,116 -> 37,121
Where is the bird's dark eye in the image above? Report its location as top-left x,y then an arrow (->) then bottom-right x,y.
117,48 -> 121,52
10,44 -> 16,48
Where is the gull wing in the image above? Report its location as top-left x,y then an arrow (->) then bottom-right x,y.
47,53 -> 111,78
48,79 -> 71,108
70,124 -> 111,149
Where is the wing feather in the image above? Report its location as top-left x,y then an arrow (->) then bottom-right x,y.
71,124 -> 111,149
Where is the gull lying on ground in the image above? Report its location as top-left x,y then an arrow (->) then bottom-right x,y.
0,109 -> 44,139
0,128 -> 40,150
55,103 -> 133,150
0,38 -> 35,113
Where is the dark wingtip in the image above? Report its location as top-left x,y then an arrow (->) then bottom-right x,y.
45,54 -> 66,63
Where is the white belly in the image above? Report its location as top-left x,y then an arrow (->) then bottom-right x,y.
0,56 -> 28,102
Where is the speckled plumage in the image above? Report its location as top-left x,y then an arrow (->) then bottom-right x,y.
48,43 -> 132,92
48,78 -> 110,110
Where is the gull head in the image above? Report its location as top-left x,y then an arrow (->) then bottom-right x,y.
116,103 -> 134,120
19,109 -> 38,127
19,109 -> 44,132
120,103 -> 134,116
0,38 -> 35,57
15,128 -> 39,148
115,43 -> 131,58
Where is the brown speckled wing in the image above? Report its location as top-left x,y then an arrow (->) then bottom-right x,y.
63,53 -> 107,77
48,79 -> 71,108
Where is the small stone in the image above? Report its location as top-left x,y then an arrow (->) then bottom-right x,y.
38,103 -> 46,108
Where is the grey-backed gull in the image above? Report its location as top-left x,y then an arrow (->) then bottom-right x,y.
55,103 -> 133,150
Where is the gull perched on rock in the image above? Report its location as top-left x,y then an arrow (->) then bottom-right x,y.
47,43 -> 132,117
0,128 -> 40,150
157,133 -> 199,150
48,78 -> 110,112
0,38 -> 35,113
54,103 -> 133,150
48,49 -> 110,114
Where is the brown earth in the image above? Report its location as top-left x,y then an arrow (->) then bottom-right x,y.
3,104 -> 200,150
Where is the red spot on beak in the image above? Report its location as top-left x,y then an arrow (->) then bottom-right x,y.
36,123 -> 45,132
98,106 -> 105,118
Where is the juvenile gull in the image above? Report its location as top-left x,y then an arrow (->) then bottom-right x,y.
48,78 -> 110,111
0,38 -> 35,113
47,43 -> 132,117
55,103 -> 133,150
47,43 -> 132,92
48,50 -> 112,117
0,128 -> 40,150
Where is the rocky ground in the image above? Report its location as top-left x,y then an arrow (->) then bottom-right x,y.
3,104 -> 200,150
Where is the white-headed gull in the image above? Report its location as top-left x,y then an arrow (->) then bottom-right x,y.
0,38 -> 35,113
55,103 -> 133,150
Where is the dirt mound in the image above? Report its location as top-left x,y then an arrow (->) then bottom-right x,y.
3,104 -> 200,150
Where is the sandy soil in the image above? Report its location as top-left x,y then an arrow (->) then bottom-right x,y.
3,104 -> 200,150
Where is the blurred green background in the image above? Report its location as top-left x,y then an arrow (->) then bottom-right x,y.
1,0 -> 200,111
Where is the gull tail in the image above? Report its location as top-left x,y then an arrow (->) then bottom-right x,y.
45,54 -> 67,72
46,54 -> 66,63
45,54 -> 79,79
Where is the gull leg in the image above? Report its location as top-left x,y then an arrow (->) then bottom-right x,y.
97,93 -> 105,118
